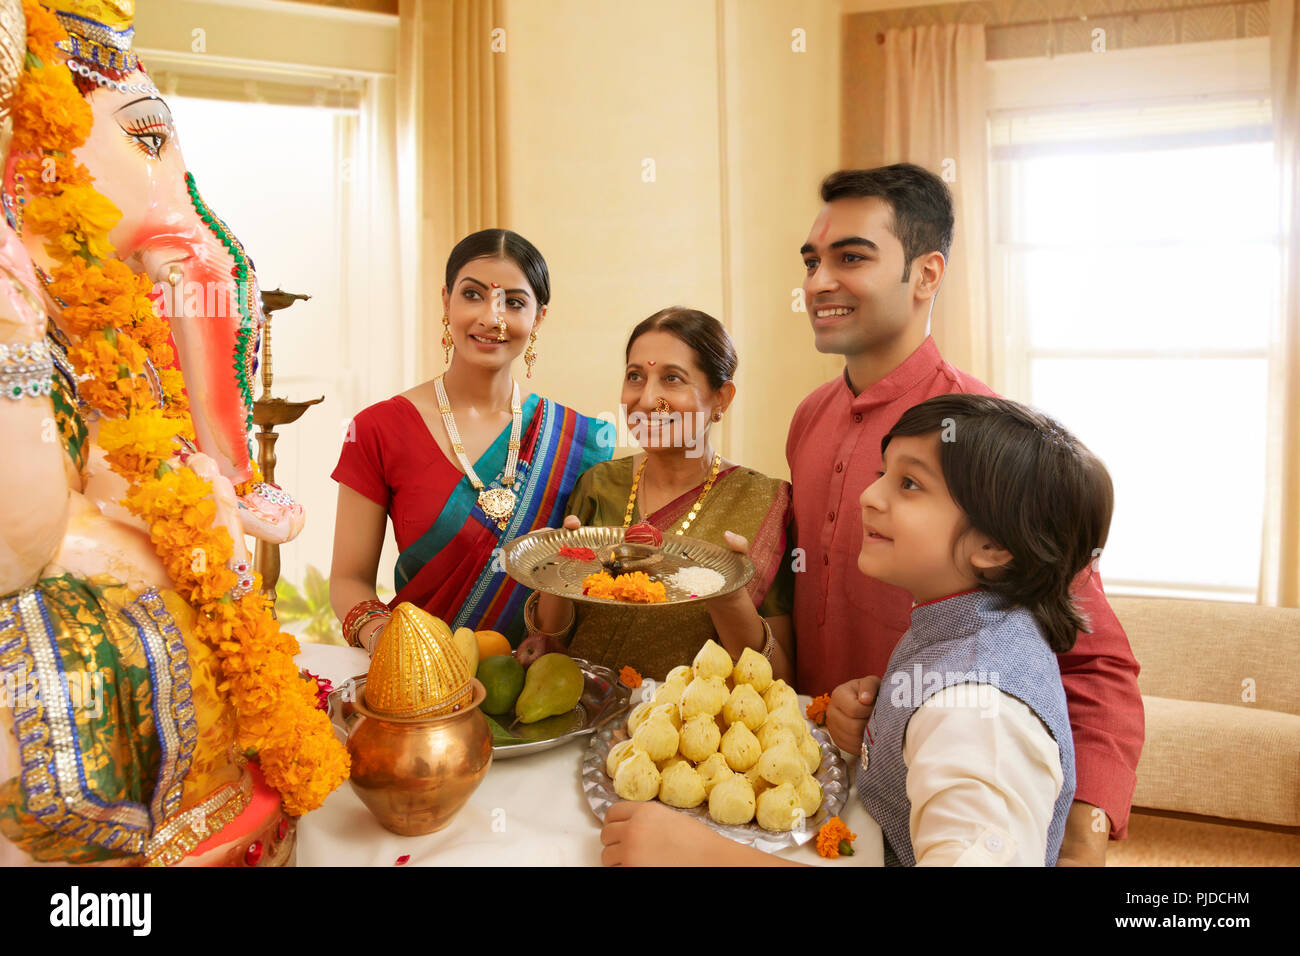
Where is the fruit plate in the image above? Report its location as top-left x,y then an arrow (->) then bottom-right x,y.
503,526 -> 755,607
485,659 -> 631,759
581,717 -> 850,852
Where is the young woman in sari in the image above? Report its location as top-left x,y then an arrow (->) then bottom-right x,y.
532,308 -> 795,683
329,230 -> 613,653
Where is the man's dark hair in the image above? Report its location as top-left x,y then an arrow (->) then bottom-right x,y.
820,164 -> 954,281
882,394 -> 1114,654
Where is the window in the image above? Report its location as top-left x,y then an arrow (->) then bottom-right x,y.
990,95 -> 1278,600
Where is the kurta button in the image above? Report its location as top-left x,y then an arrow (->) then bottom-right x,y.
985,834 -> 1003,853
835,462 -> 843,473
823,554 -> 829,566
827,511 -> 835,522
853,413 -> 863,423
860,741 -> 870,766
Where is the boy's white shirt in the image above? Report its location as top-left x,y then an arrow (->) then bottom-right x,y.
902,683 -> 1065,866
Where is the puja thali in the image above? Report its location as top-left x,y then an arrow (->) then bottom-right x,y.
503,526 -> 755,608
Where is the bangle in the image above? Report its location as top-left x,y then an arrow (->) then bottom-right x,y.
343,599 -> 390,648
759,618 -> 775,661
524,590 -> 575,638
360,619 -> 387,655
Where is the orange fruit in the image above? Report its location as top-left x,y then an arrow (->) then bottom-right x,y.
475,629 -> 513,659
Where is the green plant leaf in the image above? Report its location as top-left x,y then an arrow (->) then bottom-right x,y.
275,594 -> 313,620
276,577 -> 302,602
304,565 -> 331,608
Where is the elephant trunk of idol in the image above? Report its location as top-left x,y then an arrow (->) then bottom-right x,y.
139,242 -> 262,484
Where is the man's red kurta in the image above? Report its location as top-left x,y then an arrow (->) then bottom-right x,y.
786,336 -> 1145,838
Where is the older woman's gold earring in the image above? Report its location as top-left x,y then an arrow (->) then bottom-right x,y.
712,410 -> 723,422
524,329 -> 538,378
441,314 -> 453,362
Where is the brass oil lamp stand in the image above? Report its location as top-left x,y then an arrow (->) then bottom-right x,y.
253,289 -> 323,599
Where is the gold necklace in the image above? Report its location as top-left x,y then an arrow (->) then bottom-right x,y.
435,374 -> 522,531
624,453 -> 722,536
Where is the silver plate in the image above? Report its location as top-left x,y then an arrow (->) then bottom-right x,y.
327,659 -> 632,760
503,526 -> 755,607
581,715 -> 850,852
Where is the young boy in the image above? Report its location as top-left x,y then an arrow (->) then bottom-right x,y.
600,394 -> 1110,867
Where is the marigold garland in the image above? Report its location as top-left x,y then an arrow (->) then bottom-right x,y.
14,0 -> 347,817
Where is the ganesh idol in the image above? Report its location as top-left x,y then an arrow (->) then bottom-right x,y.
0,0 -> 346,866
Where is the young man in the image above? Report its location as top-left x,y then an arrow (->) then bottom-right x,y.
787,164 -> 1144,865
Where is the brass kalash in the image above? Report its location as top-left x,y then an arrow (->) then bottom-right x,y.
345,604 -> 493,835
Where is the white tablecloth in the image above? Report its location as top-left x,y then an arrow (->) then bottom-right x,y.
295,643 -> 883,867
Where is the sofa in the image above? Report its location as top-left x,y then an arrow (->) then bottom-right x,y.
1109,596 -> 1300,829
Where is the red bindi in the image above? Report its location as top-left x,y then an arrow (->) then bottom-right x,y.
648,360 -> 656,366
816,219 -> 830,242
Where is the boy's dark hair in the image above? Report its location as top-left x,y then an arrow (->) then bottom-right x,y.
445,229 -> 551,307
626,307 -> 738,391
820,164 -> 954,281
882,394 -> 1114,654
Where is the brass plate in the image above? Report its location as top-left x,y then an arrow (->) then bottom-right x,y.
503,526 -> 755,608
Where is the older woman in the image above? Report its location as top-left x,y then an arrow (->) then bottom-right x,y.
532,308 -> 794,682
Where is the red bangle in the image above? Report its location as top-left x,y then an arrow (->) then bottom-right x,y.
344,599 -> 390,648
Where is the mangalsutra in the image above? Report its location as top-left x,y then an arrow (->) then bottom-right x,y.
624,453 -> 722,536
435,375 -> 522,531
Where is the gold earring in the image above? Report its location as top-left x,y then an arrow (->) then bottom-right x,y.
441,314 -> 453,362
524,328 -> 538,378
712,409 -> 723,422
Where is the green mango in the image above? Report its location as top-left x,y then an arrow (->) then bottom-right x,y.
515,653 -> 584,724
477,654 -> 526,715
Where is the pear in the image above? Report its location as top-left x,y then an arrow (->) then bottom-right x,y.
514,653 -> 584,724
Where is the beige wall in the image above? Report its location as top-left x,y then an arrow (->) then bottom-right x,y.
494,0 -> 843,480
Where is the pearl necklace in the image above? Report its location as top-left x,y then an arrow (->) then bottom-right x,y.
624,453 -> 722,536
435,375 -> 522,531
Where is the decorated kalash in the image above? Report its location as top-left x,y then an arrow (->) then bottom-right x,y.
0,0 -> 347,865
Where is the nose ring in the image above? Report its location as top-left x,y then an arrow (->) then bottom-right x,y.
654,397 -> 672,415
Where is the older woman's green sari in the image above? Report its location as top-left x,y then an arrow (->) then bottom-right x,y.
564,456 -> 794,682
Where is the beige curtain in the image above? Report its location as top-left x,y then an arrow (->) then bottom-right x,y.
878,25 -> 991,385
1264,0 -> 1300,607
397,0 -> 507,380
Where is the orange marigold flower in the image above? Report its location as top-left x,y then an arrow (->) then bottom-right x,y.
816,817 -> 857,859
11,67 -> 92,156
23,0 -> 68,65
619,665 -> 642,689
806,693 -> 831,726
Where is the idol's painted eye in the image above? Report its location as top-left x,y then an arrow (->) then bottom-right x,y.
122,115 -> 170,158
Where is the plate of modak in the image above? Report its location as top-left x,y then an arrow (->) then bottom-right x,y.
581,639 -> 849,851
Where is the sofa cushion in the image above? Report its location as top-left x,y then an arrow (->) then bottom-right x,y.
1109,596 -> 1300,715
1135,695 -> 1300,826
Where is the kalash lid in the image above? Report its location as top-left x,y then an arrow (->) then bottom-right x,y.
364,603 -> 474,719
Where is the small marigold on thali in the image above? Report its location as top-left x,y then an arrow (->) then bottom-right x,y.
582,570 -> 667,604
806,693 -> 830,726
816,817 -> 857,859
